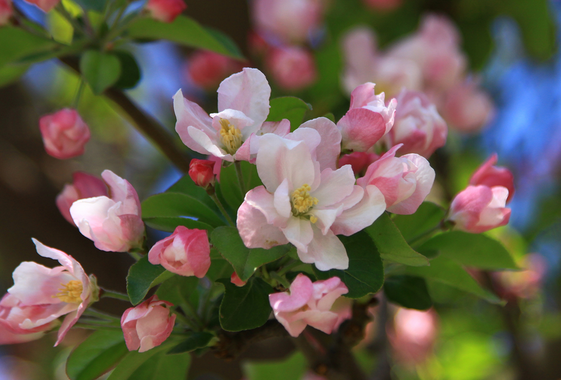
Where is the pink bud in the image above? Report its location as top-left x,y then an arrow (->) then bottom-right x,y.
186,51 -> 244,90
269,274 -> 350,337
385,90 -> 447,158
39,109 -> 90,159
121,295 -> 176,352
266,46 -> 317,90
469,154 -> 514,203
148,226 -> 210,277
338,152 -> 379,176
231,272 -> 247,287
146,0 -> 186,23
357,145 -> 435,215
448,185 -> 511,233
56,172 -> 108,224
442,79 -> 494,133
22,0 -> 59,12
0,0 -> 12,26
188,159 -> 216,189
389,308 -> 438,365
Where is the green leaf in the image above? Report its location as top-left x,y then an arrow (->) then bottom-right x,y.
392,202 -> 445,243
218,277 -> 273,331
73,0 -> 107,12
266,96 -> 312,131
113,51 -> 141,89
0,27 -> 57,67
67,330 -> 128,380
156,275 -> 199,306
404,256 -> 503,304
142,192 -> 225,228
216,161 -> 262,211
365,213 -> 429,267
127,255 -> 173,305
0,65 -> 29,87
211,227 -> 289,282
80,50 -> 121,94
206,251 -> 235,282
168,331 -> 216,354
244,352 -> 307,380
384,275 -> 432,310
166,174 -> 219,210
126,16 -> 243,59
126,351 -> 191,380
313,231 -> 384,298
107,341 -> 180,380
418,231 -> 518,270
144,217 -> 214,233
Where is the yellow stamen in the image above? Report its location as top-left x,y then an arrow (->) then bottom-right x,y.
219,119 -> 243,155
53,280 -> 83,303
291,184 -> 318,221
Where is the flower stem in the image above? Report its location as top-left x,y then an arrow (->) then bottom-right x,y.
100,288 -> 130,302
128,249 -> 142,261
83,308 -> 121,321
277,259 -> 300,276
270,271 -> 290,289
72,79 -> 86,109
234,161 -> 247,195
210,193 -> 235,226
407,223 -> 444,246
179,297 -> 204,330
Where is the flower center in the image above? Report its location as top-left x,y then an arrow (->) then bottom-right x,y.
219,119 -> 243,155
291,184 -> 318,223
53,280 -> 83,303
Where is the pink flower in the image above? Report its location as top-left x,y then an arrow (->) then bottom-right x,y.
39,109 -> 90,159
121,295 -> 176,352
266,46 -> 317,90
231,272 -> 247,287
186,51 -> 244,90
337,83 -> 397,152
252,0 -> 324,44
22,0 -> 59,12
469,154 -> 515,203
448,185 -> 511,233
174,68 -> 273,162
70,170 -> 145,252
442,79 -> 494,132
362,0 -> 402,11
269,274 -> 351,337
338,152 -> 379,177
56,172 -> 108,224
0,239 -> 98,346
389,308 -> 438,365
384,90 -> 447,158
357,145 -> 435,215
145,0 -> 186,23
0,0 -> 12,26
237,120 -> 386,270
495,253 -> 546,300
148,226 -> 210,277
189,159 -> 216,189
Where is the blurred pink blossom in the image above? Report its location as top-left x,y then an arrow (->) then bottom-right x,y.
0,0 -> 12,25
39,109 -> 90,159
23,0 -> 59,12
146,0 -> 186,23
56,172 -> 108,224
266,46 -> 317,90
442,79 -> 494,133
389,308 -> 438,365
186,51 -> 244,90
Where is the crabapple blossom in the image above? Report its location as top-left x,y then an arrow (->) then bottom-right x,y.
0,239 -> 98,346
337,83 -> 397,152
39,108 -> 90,159
56,172 -> 108,224
266,46 -> 317,90
389,308 -> 438,365
189,159 -> 216,189
357,145 -> 435,215
0,0 -> 12,26
23,0 -> 59,12
441,78 -> 494,132
186,51 -> 244,90
469,153 -> 515,203
70,170 -> 145,252
174,68 -> 273,162
145,0 -> 186,23
237,123 -> 386,270
148,226 -> 210,277
121,295 -> 176,352
338,152 -> 379,177
269,274 -> 351,337
384,90 -> 447,158
231,272 -> 247,287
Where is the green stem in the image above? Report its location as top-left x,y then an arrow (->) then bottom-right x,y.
172,309 -> 195,329
128,249 -> 142,261
72,79 -> 86,109
277,259 -> 300,276
210,193 -> 235,226
270,271 -> 290,289
407,223 -> 444,246
83,308 -> 120,321
101,288 -> 130,302
234,161 -> 247,195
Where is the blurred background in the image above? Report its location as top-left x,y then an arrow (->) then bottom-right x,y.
1,0 -> 561,379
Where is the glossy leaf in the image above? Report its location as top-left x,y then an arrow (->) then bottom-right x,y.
244,352 -> 307,380
314,231 -> 384,298
143,217 -> 214,233
168,331 -> 216,354
267,96 -> 312,131
126,16 -> 243,59
218,277 -> 273,331
127,255 -> 173,305
126,351 -> 191,380
211,227 -> 289,282
216,161 -> 262,211
166,174 -> 219,210
107,341 -> 181,380
384,275 -> 432,310
392,202 -> 445,243
366,213 -> 429,266
67,330 -> 128,380
80,50 -> 121,94
0,27 -> 57,67
156,275 -> 198,306
418,231 -> 518,270
74,0 -> 107,12
113,51 -> 141,89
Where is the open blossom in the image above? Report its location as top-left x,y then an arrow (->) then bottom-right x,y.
469,153 -> 515,202
269,274 -> 351,337
22,0 -> 59,12
441,79 -> 494,132
384,90 -> 447,158
237,120 -> 386,270
39,109 -> 90,159
0,239 -> 98,346
389,308 -> 438,365
252,0 -> 324,44
0,0 -> 12,26
145,0 -> 186,23
266,46 -> 317,90
174,68 -> 273,162
56,172 -> 108,224
186,51 -> 244,90
148,226 -> 210,277
337,83 -> 397,152
358,145 -> 435,215
121,295 -> 176,352
70,170 -> 145,252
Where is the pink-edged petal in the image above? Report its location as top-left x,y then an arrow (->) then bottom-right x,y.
300,228 -> 348,271
9,262 -> 69,305
259,119 -> 291,136
283,217 -> 314,252
269,274 -> 313,312
299,117 -> 342,171
338,108 -> 386,152
244,186 -> 287,226
210,109 -> 255,137
217,68 -> 271,129
173,89 -> 214,143
312,166 -> 356,207
330,185 -> 386,236
101,170 -> 140,215
187,126 -> 231,160
32,239 -> 86,281
350,82 -> 378,109
273,179 -> 292,218
297,309 -> 339,334
274,310 -> 308,337
310,208 -> 341,235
